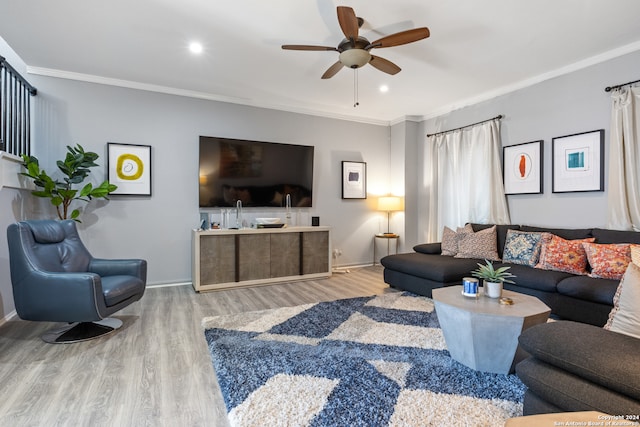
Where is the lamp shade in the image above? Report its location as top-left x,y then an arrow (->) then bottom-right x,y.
377,196 -> 403,212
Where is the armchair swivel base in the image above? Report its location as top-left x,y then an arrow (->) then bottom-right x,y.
42,318 -> 123,344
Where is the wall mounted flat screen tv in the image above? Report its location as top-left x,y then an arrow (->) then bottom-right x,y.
199,136 -> 314,208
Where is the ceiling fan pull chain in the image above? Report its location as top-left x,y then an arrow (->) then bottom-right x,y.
353,69 -> 359,107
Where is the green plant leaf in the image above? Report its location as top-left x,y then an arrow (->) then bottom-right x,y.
79,183 -> 93,197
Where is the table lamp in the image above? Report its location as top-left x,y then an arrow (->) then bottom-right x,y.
377,196 -> 403,236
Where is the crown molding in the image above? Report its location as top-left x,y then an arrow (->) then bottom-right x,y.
417,40 -> 640,121
26,66 -> 390,127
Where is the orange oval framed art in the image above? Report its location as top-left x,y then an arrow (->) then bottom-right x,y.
503,140 -> 543,195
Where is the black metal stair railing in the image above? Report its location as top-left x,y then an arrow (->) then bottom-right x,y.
0,55 -> 37,157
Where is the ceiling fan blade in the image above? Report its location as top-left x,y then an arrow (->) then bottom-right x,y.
368,27 -> 430,49
321,61 -> 344,79
337,6 -> 359,40
369,55 -> 401,75
282,44 -> 338,51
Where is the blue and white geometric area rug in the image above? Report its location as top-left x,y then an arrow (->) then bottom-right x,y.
203,292 -> 525,427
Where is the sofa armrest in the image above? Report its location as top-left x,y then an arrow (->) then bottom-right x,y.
518,321 -> 640,401
413,243 -> 442,254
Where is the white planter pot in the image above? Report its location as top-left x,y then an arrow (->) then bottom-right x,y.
485,281 -> 503,298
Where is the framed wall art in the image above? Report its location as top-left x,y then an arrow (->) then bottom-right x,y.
552,129 -> 604,193
342,161 -> 366,199
503,140 -> 543,195
107,142 -> 152,196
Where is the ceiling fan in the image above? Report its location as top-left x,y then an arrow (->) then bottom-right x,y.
282,6 -> 430,79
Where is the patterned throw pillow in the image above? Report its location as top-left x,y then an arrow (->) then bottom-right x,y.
441,224 -> 473,256
631,244 -> 640,267
605,262 -> 640,339
454,225 -> 500,261
535,234 -> 595,275
502,230 -> 547,267
582,242 -> 631,280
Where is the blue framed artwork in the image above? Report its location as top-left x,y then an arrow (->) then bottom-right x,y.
552,129 -> 604,193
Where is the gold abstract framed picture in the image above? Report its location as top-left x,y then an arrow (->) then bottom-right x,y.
503,140 -> 543,195
552,130 -> 604,193
108,143 -> 152,196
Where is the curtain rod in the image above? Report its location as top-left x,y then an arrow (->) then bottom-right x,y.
604,78 -> 640,92
426,114 -> 503,138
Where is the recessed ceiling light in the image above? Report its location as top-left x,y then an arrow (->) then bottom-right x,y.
189,41 -> 203,55
379,85 -> 389,93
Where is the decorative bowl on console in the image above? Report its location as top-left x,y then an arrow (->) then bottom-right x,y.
255,218 -> 282,224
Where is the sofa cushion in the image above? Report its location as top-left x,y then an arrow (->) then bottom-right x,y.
555,275 -> 618,305
471,223 -> 520,257
413,243 -> 441,255
604,263 -> 640,339
499,263 -> 571,293
516,358 -> 640,415
582,242 -> 631,280
517,321 -> 640,401
520,225 -> 592,240
380,252 -> 479,283
591,228 -> 640,244
441,224 -> 472,256
455,225 -> 500,261
502,230 -> 547,267
536,234 -> 595,275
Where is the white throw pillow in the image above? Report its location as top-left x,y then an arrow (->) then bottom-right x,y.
604,262 -> 640,339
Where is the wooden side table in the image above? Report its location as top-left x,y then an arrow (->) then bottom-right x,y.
373,233 -> 399,265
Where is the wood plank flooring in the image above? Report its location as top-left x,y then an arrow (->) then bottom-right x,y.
0,266 -> 394,427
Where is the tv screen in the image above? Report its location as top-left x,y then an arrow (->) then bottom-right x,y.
199,136 -> 314,208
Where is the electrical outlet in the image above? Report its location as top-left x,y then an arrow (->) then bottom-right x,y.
332,248 -> 343,259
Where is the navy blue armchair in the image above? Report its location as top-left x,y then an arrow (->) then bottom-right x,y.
7,220 -> 146,343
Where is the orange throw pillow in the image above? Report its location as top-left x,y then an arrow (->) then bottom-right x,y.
535,234 -> 595,275
582,242 -> 631,280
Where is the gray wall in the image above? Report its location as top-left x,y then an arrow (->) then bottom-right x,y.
407,49 -> 640,243
3,34 -> 640,320
0,38 -> 393,320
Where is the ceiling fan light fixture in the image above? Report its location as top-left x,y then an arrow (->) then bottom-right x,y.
339,49 -> 371,68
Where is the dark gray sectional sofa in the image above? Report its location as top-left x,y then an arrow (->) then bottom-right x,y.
381,223 -> 640,326
380,223 -> 640,416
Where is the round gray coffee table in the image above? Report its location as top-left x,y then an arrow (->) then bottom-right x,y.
432,286 -> 551,374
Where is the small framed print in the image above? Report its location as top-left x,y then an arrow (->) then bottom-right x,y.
107,142 -> 152,196
342,161 -> 366,199
503,140 -> 543,195
552,130 -> 604,193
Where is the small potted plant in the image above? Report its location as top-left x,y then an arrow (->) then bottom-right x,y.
471,260 -> 516,298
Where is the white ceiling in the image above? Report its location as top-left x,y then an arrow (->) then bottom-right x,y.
2,0 -> 640,124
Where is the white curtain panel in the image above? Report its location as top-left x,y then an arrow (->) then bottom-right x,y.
426,119 -> 510,241
608,85 -> 640,231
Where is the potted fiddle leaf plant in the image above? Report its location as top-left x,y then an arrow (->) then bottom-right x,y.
21,144 -> 117,221
471,259 -> 516,298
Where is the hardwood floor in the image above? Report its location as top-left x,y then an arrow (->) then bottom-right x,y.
0,266 -> 394,427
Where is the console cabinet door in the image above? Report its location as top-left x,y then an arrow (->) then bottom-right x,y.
302,231 -> 329,274
199,235 -> 236,284
270,232 -> 301,277
237,234 -> 271,281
